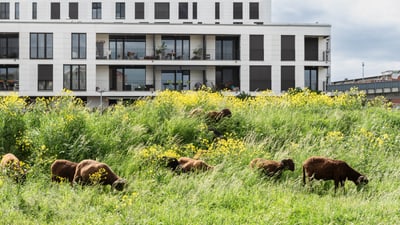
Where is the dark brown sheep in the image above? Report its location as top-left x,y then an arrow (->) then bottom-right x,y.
73,159 -> 126,191
206,108 -> 232,122
178,157 -> 214,172
302,156 -> 368,191
51,159 -> 78,183
0,153 -> 26,183
250,158 -> 295,177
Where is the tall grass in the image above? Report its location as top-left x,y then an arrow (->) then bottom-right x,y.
1,89 -> 400,224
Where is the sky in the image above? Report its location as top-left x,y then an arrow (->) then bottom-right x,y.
271,0 -> 400,81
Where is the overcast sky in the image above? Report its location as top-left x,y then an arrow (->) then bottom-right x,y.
271,0 -> 400,81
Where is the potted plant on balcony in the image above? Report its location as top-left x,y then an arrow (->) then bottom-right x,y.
192,48 -> 203,60
156,42 -> 167,59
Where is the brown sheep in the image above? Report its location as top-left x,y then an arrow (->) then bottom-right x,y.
73,159 -> 126,191
178,157 -> 214,172
302,156 -> 368,191
51,159 -> 78,183
206,108 -> 232,122
0,153 -> 26,183
250,158 -> 295,177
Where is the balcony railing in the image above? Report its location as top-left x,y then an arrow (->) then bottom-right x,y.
327,80 -> 400,92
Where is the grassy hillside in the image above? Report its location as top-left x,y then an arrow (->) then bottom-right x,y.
1,89 -> 400,224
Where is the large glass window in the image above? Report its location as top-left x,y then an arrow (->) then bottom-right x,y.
0,65 -> 18,91
250,35 -> 263,61
161,36 -> 190,60
63,65 -> 86,91
92,2 -> 101,19
0,3 -> 10,19
216,66 -> 240,91
110,66 -> 146,91
30,33 -> 53,59
179,3 -> 188,19
135,2 -> 144,19
32,2 -> 37,19
249,2 -> 259,19
38,65 -> 53,91
250,66 -> 271,91
116,2 -> 125,19
0,33 -> 19,58
51,2 -> 60,19
233,3 -> 243,20
155,3 -> 169,19
109,35 -> 146,60
216,36 -> 240,60
72,33 -> 86,59
281,35 -> 295,61
305,67 -> 318,91
161,70 -> 190,91
281,66 -> 295,91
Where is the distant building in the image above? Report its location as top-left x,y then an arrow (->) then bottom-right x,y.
0,0 -> 331,106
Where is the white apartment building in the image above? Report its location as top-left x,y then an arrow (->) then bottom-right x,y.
0,0 -> 330,105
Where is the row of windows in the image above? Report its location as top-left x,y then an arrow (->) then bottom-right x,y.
1,64 -> 318,92
0,2 -> 259,21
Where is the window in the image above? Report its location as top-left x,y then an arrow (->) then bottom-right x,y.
250,66 -> 271,91
0,65 -> 18,91
161,70 -> 190,91
0,33 -> 19,58
155,3 -> 169,19
179,3 -> 188,19
64,65 -> 86,91
92,2 -> 101,19
233,3 -> 243,20
30,33 -> 53,59
305,37 -> 319,61
135,2 -> 144,19
216,36 -> 240,60
215,2 -> 220,20
72,33 -> 86,59
281,35 -> 295,61
249,2 -> 259,19
216,66 -> 240,91
51,2 -> 60,19
116,2 -> 125,19
38,65 -> 53,91
161,36 -> 190,60
0,3 -> 10,19
109,66 -> 146,91
32,2 -> 37,19
15,3 -> 19,20
192,3 -> 197,19
69,2 -> 78,19
109,35 -> 146,60
281,66 -> 295,91
305,67 -> 318,91
250,35 -> 263,61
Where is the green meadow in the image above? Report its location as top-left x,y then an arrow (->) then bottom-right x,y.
1,89 -> 399,224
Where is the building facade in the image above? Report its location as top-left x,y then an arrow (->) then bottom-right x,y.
0,0 -> 331,105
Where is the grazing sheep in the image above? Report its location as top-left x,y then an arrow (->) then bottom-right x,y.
0,153 -> 26,183
206,108 -> 232,122
250,158 -> 295,177
302,156 -> 368,191
178,157 -> 214,172
73,159 -> 126,191
51,159 -> 78,183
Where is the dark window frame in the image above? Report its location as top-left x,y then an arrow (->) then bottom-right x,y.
38,64 -> 53,91
115,2 -> 125,19
215,66 -> 240,91
249,2 -> 259,20
69,2 -> 78,19
63,64 -> 87,91
92,2 -> 102,19
192,2 -> 197,19
215,36 -> 240,60
305,37 -> 319,61
249,35 -> 264,61
30,33 -> 53,59
233,2 -> 243,20
0,65 -> 19,91
215,2 -> 220,20
0,2 -> 10,19
250,66 -> 271,91
32,2 -> 37,19
135,2 -> 144,19
281,35 -> 295,61
71,33 -> 86,59
0,33 -> 19,58
304,67 -> 318,91
51,2 -> 60,20
179,2 -> 188,19
109,66 -> 147,91
14,2 -> 19,20
155,2 -> 169,19
161,70 -> 190,91
281,66 -> 295,91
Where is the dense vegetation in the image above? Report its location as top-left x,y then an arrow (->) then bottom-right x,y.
1,89 -> 400,224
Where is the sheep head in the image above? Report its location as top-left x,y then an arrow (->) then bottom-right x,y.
281,159 -> 295,171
